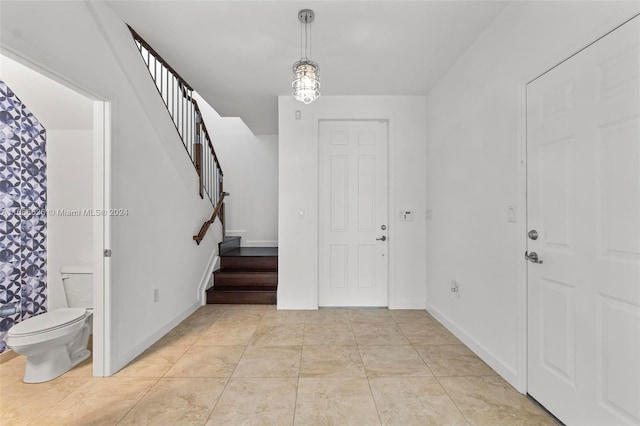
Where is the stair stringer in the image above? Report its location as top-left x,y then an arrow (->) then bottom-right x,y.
197,221 -> 223,302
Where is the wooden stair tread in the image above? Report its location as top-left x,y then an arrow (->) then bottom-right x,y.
221,247 -> 278,257
214,270 -> 278,275
211,285 -> 278,293
206,288 -> 276,305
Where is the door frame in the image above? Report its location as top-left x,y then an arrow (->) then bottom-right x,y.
313,113 -> 394,308
92,100 -> 113,377
515,12 -> 640,394
0,48 -> 114,377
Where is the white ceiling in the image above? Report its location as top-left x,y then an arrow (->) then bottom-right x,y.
107,1 -> 508,135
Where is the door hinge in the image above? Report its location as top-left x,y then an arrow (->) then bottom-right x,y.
104,249 -> 112,258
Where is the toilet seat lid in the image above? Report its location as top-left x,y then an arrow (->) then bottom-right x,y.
8,308 -> 86,336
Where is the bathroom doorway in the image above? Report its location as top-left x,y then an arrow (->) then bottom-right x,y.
0,53 -> 112,376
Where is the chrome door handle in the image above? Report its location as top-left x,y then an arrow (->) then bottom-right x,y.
376,236 -> 387,241
525,251 -> 543,264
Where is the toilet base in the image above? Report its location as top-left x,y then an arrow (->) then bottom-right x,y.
22,321 -> 92,383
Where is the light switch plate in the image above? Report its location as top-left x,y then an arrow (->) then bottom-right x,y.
507,205 -> 517,223
399,210 -> 413,221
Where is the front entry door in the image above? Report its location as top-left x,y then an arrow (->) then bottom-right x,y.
526,16 -> 640,425
319,120 -> 388,307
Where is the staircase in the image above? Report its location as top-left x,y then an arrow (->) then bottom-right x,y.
129,27 -> 226,245
129,28 -> 275,301
207,237 -> 278,304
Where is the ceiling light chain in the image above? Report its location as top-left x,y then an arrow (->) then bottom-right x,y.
292,9 -> 320,104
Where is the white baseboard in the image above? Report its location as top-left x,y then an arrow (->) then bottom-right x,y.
0,349 -> 18,364
426,304 -> 520,391
244,240 -> 278,247
390,300 -> 426,310
225,230 -> 246,238
115,300 -> 200,374
277,300 -> 317,310
224,230 -> 277,248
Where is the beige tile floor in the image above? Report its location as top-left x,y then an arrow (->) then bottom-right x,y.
0,305 -> 558,425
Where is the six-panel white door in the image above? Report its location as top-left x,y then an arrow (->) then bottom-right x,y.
318,120 -> 388,307
527,16 -> 640,425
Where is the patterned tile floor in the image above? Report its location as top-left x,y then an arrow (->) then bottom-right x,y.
0,305 -> 558,425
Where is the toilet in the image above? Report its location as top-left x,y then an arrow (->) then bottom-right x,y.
6,266 -> 93,383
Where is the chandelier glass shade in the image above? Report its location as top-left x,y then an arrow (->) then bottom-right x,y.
292,9 -> 320,104
292,59 -> 320,104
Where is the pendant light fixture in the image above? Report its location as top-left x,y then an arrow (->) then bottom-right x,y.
292,9 -> 320,104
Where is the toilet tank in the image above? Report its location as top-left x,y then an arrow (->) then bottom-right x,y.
60,266 -> 93,309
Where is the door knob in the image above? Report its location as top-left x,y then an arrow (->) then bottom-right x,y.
528,229 -> 539,240
376,236 -> 387,241
525,251 -> 543,264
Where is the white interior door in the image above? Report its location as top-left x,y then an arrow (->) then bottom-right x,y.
526,16 -> 640,425
319,120 -> 388,307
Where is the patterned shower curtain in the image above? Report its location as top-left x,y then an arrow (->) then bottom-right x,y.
0,80 -> 47,353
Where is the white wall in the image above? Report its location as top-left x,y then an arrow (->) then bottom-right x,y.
194,92 -> 279,247
1,1 -> 221,373
425,1 -> 640,390
278,96 -> 427,310
47,129 -> 94,310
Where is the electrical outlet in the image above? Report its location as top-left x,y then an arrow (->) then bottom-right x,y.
450,280 -> 460,299
153,288 -> 160,303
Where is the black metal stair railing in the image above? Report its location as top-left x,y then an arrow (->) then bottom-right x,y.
128,26 -> 225,244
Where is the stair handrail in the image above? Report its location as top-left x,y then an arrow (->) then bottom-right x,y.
128,26 -> 225,243
194,192 -> 229,244
191,99 -> 224,203
128,26 -> 193,93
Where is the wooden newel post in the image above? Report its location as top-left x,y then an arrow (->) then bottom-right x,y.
219,178 -> 224,234
221,202 -> 225,238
